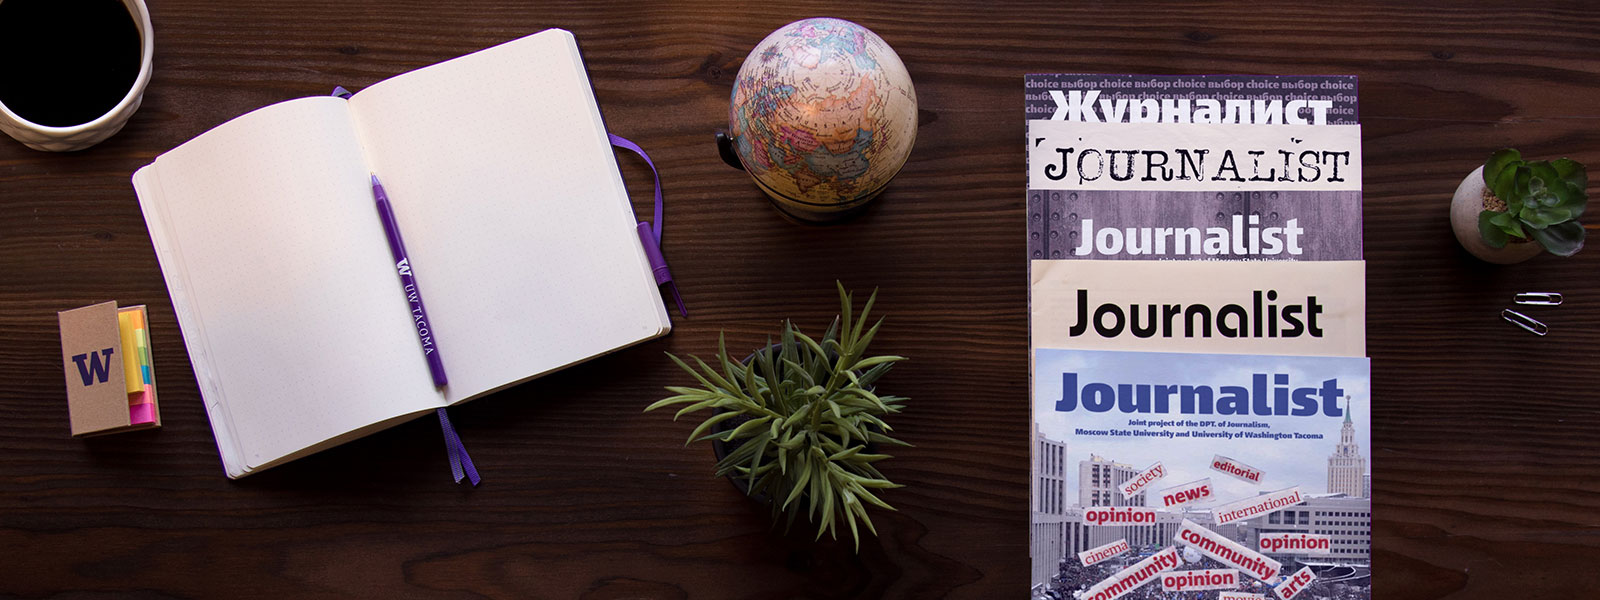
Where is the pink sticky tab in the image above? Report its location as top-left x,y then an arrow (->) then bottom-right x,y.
129,402 -> 156,425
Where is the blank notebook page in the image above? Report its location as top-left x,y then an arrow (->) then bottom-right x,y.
348,29 -> 669,404
135,97 -> 441,473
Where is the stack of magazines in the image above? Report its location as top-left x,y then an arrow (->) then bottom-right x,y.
1025,74 -> 1372,600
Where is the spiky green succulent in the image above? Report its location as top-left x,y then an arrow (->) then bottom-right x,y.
646,284 -> 908,550
1478,148 -> 1588,256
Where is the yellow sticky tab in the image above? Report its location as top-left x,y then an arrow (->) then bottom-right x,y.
116,310 -> 142,394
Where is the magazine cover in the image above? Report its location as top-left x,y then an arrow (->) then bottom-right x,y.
1031,348 -> 1371,600
1030,260 -> 1366,357
1024,74 -> 1361,261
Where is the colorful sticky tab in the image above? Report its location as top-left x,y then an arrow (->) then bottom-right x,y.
129,402 -> 156,425
129,384 -> 153,406
116,311 -> 142,394
133,317 -> 152,385
117,306 -> 158,426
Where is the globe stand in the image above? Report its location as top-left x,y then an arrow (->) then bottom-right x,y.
715,130 -> 879,225
715,131 -> 743,171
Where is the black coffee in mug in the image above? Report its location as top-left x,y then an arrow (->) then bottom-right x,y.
0,0 -> 142,127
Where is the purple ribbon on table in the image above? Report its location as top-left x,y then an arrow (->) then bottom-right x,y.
436,407 -> 479,485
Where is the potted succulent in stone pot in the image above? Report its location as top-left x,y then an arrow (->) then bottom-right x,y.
646,284 -> 909,550
1451,149 -> 1588,264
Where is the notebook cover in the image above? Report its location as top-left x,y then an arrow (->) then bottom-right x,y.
59,301 -> 131,436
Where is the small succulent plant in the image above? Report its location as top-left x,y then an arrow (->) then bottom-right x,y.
646,284 -> 908,550
1478,148 -> 1588,256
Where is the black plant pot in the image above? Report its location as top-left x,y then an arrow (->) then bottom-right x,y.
710,344 -> 781,501
710,411 -> 765,500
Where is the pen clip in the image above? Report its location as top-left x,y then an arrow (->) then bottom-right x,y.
611,133 -> 687,318
1501,309 -> 1548,336
636,223 -> 687,317
1514,292 -> 1563,306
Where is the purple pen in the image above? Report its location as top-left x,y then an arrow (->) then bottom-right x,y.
371,174 -> 448,388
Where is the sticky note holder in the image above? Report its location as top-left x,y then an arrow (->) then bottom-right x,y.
58,301 -> 161,436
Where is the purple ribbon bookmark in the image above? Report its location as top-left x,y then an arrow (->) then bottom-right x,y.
437,408 -> 480,486
609,133 -> 687,317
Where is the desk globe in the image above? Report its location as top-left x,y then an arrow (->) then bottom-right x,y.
722,18 -> 917,223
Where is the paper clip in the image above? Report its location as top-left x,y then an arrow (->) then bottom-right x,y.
1501,309 -> 1548,336
1514,292 -> 1563,306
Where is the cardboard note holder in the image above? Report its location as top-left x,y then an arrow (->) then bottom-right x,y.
58,301 -> 161,436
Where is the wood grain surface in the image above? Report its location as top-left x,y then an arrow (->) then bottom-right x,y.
2,1 -> 1599,597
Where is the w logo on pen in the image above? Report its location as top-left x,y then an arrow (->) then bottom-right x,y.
72,348 -> 116,386
396,258 -> 412,276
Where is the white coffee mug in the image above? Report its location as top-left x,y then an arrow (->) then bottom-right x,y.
0,0 -> 154,152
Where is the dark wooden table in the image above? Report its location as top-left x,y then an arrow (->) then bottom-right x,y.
3,1 -> 1599,598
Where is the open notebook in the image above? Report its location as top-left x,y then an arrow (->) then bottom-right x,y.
133,30 -> 671,478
